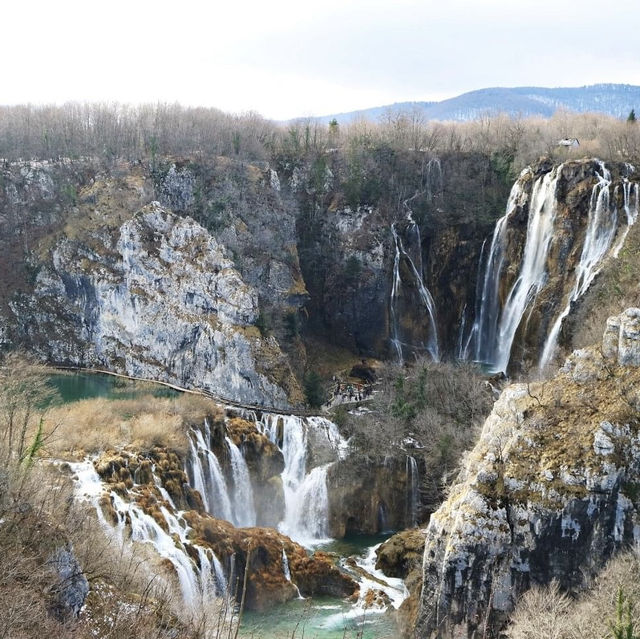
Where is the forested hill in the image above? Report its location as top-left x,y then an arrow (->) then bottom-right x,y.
311,83 -> 640,124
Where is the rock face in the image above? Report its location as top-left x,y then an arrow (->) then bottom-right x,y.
376,529 -> 426,636
416,309 -> 640,638
293,151 -> 509,359
13,202 -> 300,407
327,455 -> 412,536
48,545 -> 90,620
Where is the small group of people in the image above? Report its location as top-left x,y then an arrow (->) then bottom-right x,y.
325,379 -> 373,407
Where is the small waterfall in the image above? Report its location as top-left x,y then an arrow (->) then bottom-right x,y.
377,502 -> 389,532
425,157 -> 443,201
281,464 -> 331,543
225,436 -> 257,528
612,178 -> 639,257
187,425 -> 234,523
390,218 -> 440,363
282,548 -> 292,581
405,456 -> 419,527
71,459 -> 229,609
539,162 -> 621,369
197,547 -> 227,597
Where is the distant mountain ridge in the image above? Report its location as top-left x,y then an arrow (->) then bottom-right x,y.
307,84 -> 640,124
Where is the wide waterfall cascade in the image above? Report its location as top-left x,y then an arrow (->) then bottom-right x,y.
257,413 -> 348,544
405,456 -> 419,527
472,166 -> 562,373
390,216 -> 440,364
71,459 -> 227,609
225,436 -> 257,528
538,162 -> 631,369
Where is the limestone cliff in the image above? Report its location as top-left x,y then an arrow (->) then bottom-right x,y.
11,201 -> 301,407
417,308 -> 640,637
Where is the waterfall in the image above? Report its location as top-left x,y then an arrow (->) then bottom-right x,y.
390,224 -> 405,364
257,413 -> 346,544
539,162 -> 621,369
187,425 -> 234,523
405,456 -> 419,527
468,162 -> 639,373
71,460 -> 200,607
71,459 -> 230,609
377,502 -> 389,532
282,547 -> 292,581
225,436 -> 257,528
197,546 -> 227,597
390,218 -> 440,363
425,157 -> 443,201
281,464 -> 331,543
473,166 -> 561,372
612,180 -> 639,257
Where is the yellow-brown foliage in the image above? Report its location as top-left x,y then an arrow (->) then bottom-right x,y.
44,393 -> 220,459
507,550 -> 640,639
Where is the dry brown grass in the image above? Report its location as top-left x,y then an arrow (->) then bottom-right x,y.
507,550 -> 640,639
43,393 -> 219,460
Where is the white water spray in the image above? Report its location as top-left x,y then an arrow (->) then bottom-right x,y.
225,436 -> 257,527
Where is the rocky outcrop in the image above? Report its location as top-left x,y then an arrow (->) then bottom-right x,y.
48,545 -> 90,620
416,308 -> 640,638
87,443 -> 356,612
151,158 -> 310,377
12,202 -> 301,407
377,529 -> 426,636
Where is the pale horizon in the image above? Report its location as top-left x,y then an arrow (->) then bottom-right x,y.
4,0 -> 640,120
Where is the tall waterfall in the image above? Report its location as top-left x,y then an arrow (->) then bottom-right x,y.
539,162 -> 622,368
464,161 -> 639,373
465,170 -> 532,367
390,216 -> 440,364
489,166 -> 562,372
405,456 -> 419,527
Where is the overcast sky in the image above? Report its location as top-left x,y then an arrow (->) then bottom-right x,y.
4,0 -> 640,120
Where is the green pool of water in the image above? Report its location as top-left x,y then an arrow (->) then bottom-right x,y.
46,371 -> 180,404
240,534 -> 400,639
239,595 -> 397,639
